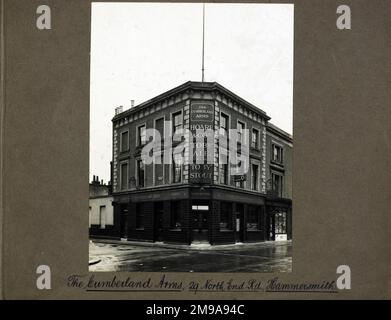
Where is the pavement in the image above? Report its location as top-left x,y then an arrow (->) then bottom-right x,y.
89,239 -> 292,273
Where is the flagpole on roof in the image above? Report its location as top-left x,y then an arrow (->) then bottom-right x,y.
201,3 -> 205,83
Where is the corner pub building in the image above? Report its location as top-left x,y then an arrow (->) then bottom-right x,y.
100,81 -> 292,245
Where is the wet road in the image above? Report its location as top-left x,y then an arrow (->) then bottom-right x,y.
89,241 -> 292,273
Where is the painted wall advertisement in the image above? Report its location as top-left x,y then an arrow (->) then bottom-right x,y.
189,103 -> 214,184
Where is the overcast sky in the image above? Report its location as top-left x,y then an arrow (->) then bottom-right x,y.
90,2 -> 294,182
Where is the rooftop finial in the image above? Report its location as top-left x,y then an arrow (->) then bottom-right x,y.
201,3 -> 205,83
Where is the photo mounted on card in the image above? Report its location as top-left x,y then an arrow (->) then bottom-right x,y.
1,0 -> 390,300
88,2 -> 293,273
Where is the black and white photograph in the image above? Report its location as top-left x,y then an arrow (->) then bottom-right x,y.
88,2 -> 294,273
3,0 -> 391,302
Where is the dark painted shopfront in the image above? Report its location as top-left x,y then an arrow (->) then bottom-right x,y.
111,186 -> 291,244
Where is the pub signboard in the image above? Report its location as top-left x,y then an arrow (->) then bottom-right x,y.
189,102 -> 215,184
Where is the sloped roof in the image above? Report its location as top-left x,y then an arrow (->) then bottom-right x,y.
267,122 -> 293,142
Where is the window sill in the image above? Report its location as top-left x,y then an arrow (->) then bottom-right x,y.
219,229 -> 233,232
135,228 -> 145,231
169,229 -> 182,232
271,160 -> 284,166
247,229 -> 262,232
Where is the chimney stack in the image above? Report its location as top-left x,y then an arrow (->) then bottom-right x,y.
131,100 -> 135,108
115,105 -> 123,115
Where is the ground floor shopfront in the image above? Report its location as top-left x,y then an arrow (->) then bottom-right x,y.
89,186 -> 292,245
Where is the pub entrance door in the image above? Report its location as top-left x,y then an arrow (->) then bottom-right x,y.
192,203 -> 209,243
234,203 -> 244,243
267,208 -> 288,241
153,202 -> 164,242
119,203 -> 128,239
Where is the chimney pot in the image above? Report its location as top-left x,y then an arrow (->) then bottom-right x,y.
115,106 -> 123,115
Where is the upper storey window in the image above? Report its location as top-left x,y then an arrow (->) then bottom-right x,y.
272,144 -> 284,164
172,152 -> 183,183
137,159 -> 145,188
251,128 -> 259,149
137,124 -> 146,146
172,111 -> 183,134
220,113 -> 229,136
120,162 -> 128,190
155,117 -> 164,141
120,131 -> 129,152
237,121 -> 245,143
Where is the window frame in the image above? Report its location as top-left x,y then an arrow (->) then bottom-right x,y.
120,161 -> 129,190
246,205 -> 261,231
137,123 -> 147,147
251,128 -> 260,149
219,162 -> 228,185
237,120 -> 246,144
271,171 -> 283,197
136,159 -> 145,188
219,112 -> 230,152
172,152 -> 183,184
154,116 -> 165,143
153,152 -> 165,186
220,112 -> 229,135
234,158 -> 245,189
120,130 -> 129,152
171,110 -> 183,136
251,163 -> 259,191
272,143 -> 284,164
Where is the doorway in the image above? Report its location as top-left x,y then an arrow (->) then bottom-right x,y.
119,203 -> 128,239
235,203 -> 244,242
192,203 -> 209,243
153,202 -> 164,242
268,209 -> 287,241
